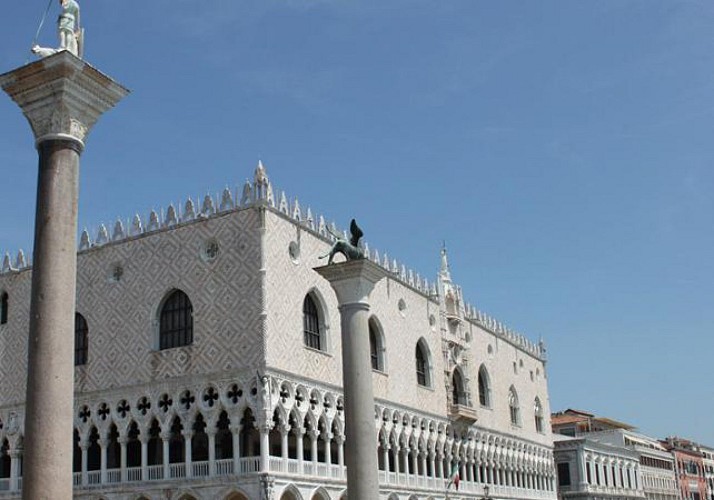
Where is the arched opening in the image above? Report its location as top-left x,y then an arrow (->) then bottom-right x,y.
0,292 -> 8,325
224,493 -> 250,500
452,368 -> 465,405
280,484 -> 303,500
73,429 -> 81,473
303,417 -> 315,462
74,312 -> 88,366
147,419 -> 163,466
316,417 -> 328,463
168,416 -> 185,463
106,423 -> 121,470
302,293 -> 326,351
127,421 -> 141,468
0,439 -> 10,479
388,432 -> 398,472
215,411 -> 233,460
369,317 -> 385,371
478,365 -> 491,408
534,397 -> 544,433
269,409 -> 283,457
415,339 -> 432,387
159,289 -> 194,350
192,414 -> 209,462
509,386 -> 520,426
87,427 -> 101,471
287,411 -> 300,460
330,420 -> 340,465
311,487 -> 330,500
240,408 -> 259,457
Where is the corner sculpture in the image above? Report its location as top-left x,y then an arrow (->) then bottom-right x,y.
319,218 -> 365,264
31,0 -> 83,58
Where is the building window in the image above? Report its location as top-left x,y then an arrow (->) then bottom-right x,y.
303,294 -> 322,350
369,317 -> 385,371
508,386 -> 520,426
0,292 -> 7,325
452,369 -> 465,405
534,397 -> 544,433
74,313 -> 88,366
557,462 -> 571,486
415,339 -> 431,387
159,290 -> 193,350
478,365 -> 491,408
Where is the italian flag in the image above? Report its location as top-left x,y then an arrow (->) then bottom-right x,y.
447,463 -> 460,490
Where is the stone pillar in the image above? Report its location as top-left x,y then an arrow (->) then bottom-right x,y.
161,432 -> 170,479
139,436 -> 148,481
230,423 -> 242,474
280,426 -> 290,467
80,439 -> 89,486
336,435 -> 345,469
118,436 -> 127,482
259,423 -> 271,473
309,429 -> 319,470
98,437 -> 108,483
324,432 -> 333,467
0,52 -> 127,500
183,430 -> 193,478
315,259 -> 384,500
9,449 -> 21,491
207,429 -> 217,477
296,426 -> 305,471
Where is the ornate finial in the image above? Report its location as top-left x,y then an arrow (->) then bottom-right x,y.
440,242 -> 451,279
318,219 -> 365,265
32,0 -> 83,59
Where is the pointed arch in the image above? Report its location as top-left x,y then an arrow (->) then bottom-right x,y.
369,315 -> 386,372
158,289 -> 194,350
451,366 -> 466,405
310,486 -> 331,500
280,483 -> 304,500
534,397 -> 544,433
74,312 -> 88,366
0,291 -> 8,325
415,338 -> 433,387
509,386 -> 520,426
0,439 -> 10,480
478,364 -> 491,408
303,289 -> 329,352
223,491 -> 250,500
147,418 -> 163,465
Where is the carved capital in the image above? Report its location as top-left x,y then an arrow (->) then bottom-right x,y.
0,51 -> 128,149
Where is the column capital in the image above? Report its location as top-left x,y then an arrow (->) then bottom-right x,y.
0,51 -> 128,149
314,259 -> 386,305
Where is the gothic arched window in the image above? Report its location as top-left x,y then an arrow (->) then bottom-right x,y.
74,313 -> 88,366
303,294 -> 323,350
159,290 -> 193,350
478,365 -> 491,408
534,397 -> 544,433
509,386 -> 520,426
0,292 -> 7,325
415,339 -> 431,387
369,317 -> 385,372
452,369 -> 465,405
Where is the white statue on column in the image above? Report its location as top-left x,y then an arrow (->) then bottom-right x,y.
32,0 -> 83,59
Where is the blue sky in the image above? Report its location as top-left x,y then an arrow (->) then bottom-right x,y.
1,1 -> 713,443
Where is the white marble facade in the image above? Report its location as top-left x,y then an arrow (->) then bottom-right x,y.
0,164 -> 556,500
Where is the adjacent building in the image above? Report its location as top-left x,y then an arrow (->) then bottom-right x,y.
663,437 -> 708,500
0,164 -> 557,500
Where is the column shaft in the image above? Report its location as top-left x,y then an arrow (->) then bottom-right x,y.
22,139 -> 81,500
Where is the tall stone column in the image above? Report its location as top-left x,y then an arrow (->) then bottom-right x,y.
0,52 -> 128,500
315,259 -> 385,499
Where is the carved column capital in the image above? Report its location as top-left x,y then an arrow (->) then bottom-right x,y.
0,51 -> 128,150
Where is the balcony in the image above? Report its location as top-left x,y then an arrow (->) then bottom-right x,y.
450,403 -> 479,424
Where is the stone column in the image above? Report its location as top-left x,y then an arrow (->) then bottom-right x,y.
295,426 -> 305,472
259,423 -> 271,473
80,439 -> 89,486
309,428 -> 319,470
98,437 -> 108,484
0,52 -> 128,500
183,430 -> 193,478
230,423 -> 242,475
336,435 -> 345,469
9,449 -> 21,491
207,429 -> 217,477
315,259 -> 385,500
118,436 -> 127,482
161,432 -> 171,479
139,436 -> 148,481
280,425 -> 290,467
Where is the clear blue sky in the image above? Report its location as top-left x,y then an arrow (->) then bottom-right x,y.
2,1 -> 713,443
